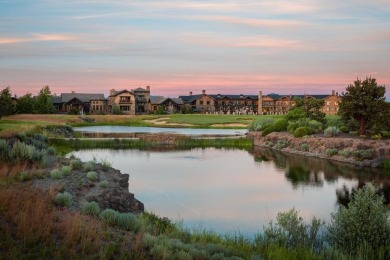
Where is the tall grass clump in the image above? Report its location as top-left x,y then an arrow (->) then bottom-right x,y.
326,183 -> 390,256
70,159 -> 83,170
83,161 -> 95,171
86,171 -> 98,181
60,166 -> 71,175
82,201 -> 101,217
50,169 -> 63,179
324,126 -> 340,137
54,192 -> 73,207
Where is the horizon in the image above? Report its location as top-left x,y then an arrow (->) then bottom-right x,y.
1,1 -> 389,100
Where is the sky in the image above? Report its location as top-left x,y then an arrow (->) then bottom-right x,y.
1,0 -> 389,99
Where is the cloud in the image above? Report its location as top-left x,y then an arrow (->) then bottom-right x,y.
0,34 -> 77,45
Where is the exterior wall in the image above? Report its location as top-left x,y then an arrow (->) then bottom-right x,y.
90,100 -> 108,114
196,95 -> 215,113
261,96 -> 276,115
134,91 -> 150,114
322,94 -> 341,115
109,92 -> 135,114
275,97 -> 296,115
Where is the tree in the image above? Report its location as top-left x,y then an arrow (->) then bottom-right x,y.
0,86 -> 14,118
326,183 -> 390,254
287,97 -> 326,124
16,93 -> 35,114
338,77 -> 386,135
35,85 -> 55,114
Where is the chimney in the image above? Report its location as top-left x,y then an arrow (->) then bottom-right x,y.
110,89 -> 116,96
332,90 -> 335,96
71,91 -> 75,94
240,94 -> 244,98
217,93 -> 221,98
189,91 -> 192,96
146,86 -> 150,92
336,92 -> 339,96
202,90 -> 206,95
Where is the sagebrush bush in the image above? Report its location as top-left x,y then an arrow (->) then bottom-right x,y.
100,159 -> 112,170
60,166 -> 71,175
82,201 -> 101,217
70,159 -> 83,170
86,171 -> 98,181
258,208 -> 324,251
18,171 -> 30,182
265,141 -> 274,147
326,148 -> 338,157
54,192 -> 73,207
300,143 -> 309,151
99,180 -> 109,188
273,140 -> 288,150
83,161 -> 95,171
353,149 -> 373,160
293,127 -> 310,138
324,126 -> 340,137
10,141 -> 31,163
99,209 -> 119,225
338,149 -> 351,158
248,118 -> 275,132
116,213 -> 142,232
326,183 -> 390,255
50,169 -> 63,179
46,146 -> 57,156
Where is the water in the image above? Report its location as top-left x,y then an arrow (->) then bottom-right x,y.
69,147 -> 390,236
73,126 -> 247,137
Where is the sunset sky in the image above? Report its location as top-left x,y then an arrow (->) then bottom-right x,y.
1,0 -> 389,99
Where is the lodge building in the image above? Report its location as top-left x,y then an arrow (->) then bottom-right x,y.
51,86 -> 341,115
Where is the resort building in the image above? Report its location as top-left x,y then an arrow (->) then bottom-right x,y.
52,92 -> 106,114
108,86 -> 151,115
150,96 -> 183,114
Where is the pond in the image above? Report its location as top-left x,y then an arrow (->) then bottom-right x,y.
73,126 -> 247,137
69,147 -> 390,236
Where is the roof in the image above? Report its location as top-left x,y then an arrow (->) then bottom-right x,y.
133,87 -> 149,92
52,96 -> 62,104
150,96 -> 184,105
60,93 -> 105,103
109,89 -> 134,97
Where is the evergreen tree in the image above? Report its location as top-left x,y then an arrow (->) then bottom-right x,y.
0,86 -> 14,118
16,93 -> 36,114
338,77 -> 386,135
35,85 -> 55,114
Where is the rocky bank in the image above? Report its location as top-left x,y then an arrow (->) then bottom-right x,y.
248,132 -> 390,168
33,157 -> 144,213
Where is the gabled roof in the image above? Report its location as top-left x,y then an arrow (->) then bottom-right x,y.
179,94 -> 202,103
109,89 -> 134,97
133,87 -> 149,92
60,93 -> 105,103
150,96 -> 184,105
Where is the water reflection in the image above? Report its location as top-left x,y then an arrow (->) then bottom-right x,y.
69,146 -> 390,236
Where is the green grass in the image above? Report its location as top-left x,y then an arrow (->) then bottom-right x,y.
0,120 -> 49,137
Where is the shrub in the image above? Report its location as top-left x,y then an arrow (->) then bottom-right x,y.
54,192 -> 73,207
70,159 -> 83,170
353,149 -> 373,160
285,108 -> 306,121
100,159 -> 112,170
46,146 -> 57,156
371,134 -> 382,140
100,209 -> 119,225
60,166 -> 71,175
261,126 -> 274,136
338,149 -> 351,158
10,141 -> 31,163
0,139 -> 9,161
293,127 -> 310,138
325,148 -> 338,157
116,213 -> 142,232
339,125 -> 349,133
248,118 -> 274,132
272,118 -> 288,132
300,143 -> 309,151
259,208 -> 324,251
274,140 -> 288,150
99,180 -> 109,188
18,171 -> 30,182
326,183 -> 390,254
324,126 -> 340,137
86,171 -> 98,181
83,161 -> 95,171
50,169 -> 63,179
28,146 -> 45,163
82,201 -> 101,217
265,141 -> 274,147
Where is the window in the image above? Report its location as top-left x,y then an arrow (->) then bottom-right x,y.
200,101 -> 204,105
100,105 -> 102,111
120,106 -> 130,111
206,101 -> 210,105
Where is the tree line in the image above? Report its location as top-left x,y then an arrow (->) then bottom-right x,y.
0,85 -> 55,119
